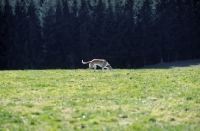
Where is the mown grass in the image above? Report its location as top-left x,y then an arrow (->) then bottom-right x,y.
0,67 -> 200,131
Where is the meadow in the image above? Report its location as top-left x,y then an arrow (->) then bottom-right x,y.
0,66 -> 200,131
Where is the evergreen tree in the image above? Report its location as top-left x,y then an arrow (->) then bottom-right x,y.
103,0 -> 117,65
136,0 -> 153,66
180,0 -> 200,59
27,0 -> 43,68
42,6 -> 56,68
154,0 -> 175,63
62,0 -> 78,68
54,0 -> 66,68
12,0 -> 29,69
0,2 -> 4,55
90,0 -> 106,59
78,0 -> 92,61
122,0 -> 135,67
0,3 -> 6,69
1,0 -> 15,69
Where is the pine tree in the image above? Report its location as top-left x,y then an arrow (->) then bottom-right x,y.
78,0 -> 92,61
90,0 -> 106,59
122,0 -> 135,67
104,0 -> 122,67
156,0 -> 181,62
62,0 -> 78,68
12,0 -> 29,69
42,6 -> 56,68
0,2 -> 7,69
27,0 -> 43,68
1,0 -> 15,69
54,0 -> 65,68
138,0 -> 154,66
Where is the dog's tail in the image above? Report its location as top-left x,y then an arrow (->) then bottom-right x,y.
82,60 -> 90,64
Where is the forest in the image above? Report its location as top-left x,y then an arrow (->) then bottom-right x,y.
0,0 -> 200,69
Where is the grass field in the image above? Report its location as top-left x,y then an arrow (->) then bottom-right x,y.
0,66 -> 200,130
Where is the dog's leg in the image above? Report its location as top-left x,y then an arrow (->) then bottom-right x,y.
102,65 -> 108,71
88,63 -> 92,70
93,65 -> 97,72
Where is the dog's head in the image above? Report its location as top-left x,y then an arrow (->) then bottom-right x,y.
106,64 -> 112,70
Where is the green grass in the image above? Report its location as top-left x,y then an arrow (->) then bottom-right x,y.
0,68 -> 200,131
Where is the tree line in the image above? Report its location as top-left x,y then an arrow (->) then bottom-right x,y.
0,0 -> 200,69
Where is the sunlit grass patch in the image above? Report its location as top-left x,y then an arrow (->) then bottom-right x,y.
0,68 -> 200,130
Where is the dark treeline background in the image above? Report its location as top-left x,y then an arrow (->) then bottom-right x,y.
0,0 -> 200,69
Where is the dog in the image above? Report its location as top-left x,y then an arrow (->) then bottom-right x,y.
82,59 -> 112,71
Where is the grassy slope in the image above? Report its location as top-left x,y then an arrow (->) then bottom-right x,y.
144,59 -> 200,69
0,67 -> 200,131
